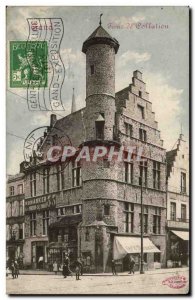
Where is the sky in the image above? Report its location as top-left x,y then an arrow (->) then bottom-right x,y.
6,6 -> 189,175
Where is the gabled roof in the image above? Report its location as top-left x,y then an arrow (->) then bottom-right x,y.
82,25 -> 119,54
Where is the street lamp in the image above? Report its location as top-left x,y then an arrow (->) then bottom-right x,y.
139,176 -> 144,274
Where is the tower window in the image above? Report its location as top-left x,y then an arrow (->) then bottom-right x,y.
90,65 -> 95,75
104,204 -> 110,216
96,121 -> 104,140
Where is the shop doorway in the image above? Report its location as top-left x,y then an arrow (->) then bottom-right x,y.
36,246 -> 44,269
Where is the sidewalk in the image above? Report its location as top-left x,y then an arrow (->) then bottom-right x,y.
18,267 -> 189,276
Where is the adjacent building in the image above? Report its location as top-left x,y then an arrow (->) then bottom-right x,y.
6,173 -> 25,267
166,134 -> 189,267
10,22 -> 173,272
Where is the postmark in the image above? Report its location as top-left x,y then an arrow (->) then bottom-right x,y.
162,275 -> 187,289
10,41 -> 48,88
23,125 -> 72,175
26,18 -> 65,111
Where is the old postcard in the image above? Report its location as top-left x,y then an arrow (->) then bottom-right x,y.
6,6 -> 190,295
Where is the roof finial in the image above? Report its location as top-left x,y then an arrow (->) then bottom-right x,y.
99,13 -> 103,26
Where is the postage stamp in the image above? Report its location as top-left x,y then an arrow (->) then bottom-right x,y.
10,41 -> 48,88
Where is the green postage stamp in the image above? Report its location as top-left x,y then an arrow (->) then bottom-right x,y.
10,41 -> 48,88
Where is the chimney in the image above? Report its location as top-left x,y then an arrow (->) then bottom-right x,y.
50,114 -> 57,127
71,88 -> 76,113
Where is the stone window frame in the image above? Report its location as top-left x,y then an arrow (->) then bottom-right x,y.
139,128 -> 147,142
139,160 -> 148,187
43,168 -> 50,194
152,207 -> 161,234
124,161 -> 133,184
30,172 -> 36,197
125,122 -> 133,137
42,210 -> 50,236
90,64 -> 95,75
153,161 -> 161,190
170,201 -> 176,221
30,212 -> 37,236
124,202 -> 134,233
72,160 -> 82,187
9,186 -> 14,196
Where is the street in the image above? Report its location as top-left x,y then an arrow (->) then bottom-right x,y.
6,268 -> 189,295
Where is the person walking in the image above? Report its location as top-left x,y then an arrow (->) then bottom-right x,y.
10,261 -> 16,279
75,259 -> 82,280
129,256 -> 135,275
111,259 -> 117,275
14,260 -> 19,278
53,261 -> 58,275
62,261 -> 68,278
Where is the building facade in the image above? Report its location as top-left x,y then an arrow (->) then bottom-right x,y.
21,23 -> 167,272
166,134 -> 189,267
6,173 -> 25,268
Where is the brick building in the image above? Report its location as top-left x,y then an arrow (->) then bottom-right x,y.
6,173 -> 25,267
166,134 -> 189,267
22,22 -> 167,272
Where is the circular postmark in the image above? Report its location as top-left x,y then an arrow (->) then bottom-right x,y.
162,275 -> 187,289
23,125 -> 72,175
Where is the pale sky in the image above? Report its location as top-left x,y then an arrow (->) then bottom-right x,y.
6,6 -> 189,175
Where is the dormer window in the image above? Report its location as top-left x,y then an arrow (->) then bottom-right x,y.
90,65 -> 95,75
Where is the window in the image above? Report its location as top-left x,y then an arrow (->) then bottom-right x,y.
139,91 -> 142,98
90,64 -> 94,75
61,166 -> 65,190
10,202 -> 13,217
124,162 -> 133,184
153,208 -> 161,234
170,202 -> 176,221
125,123 -> 133,137
43,168 -> 50,194
96,121 -> 104,140
19,200 -> 24,216
154,246 -> 161,262
74,205 -> 82,214
182,155 -> 185,159
137,104 -> 145,119
72,161 -> 82,187
143,253 -> 147,263
153,161 -> 161,189
30,212 -> 36,236
181,204 -> 187,221
139,161 -> 147,187
19,224 -> 23,240
17,184 -> 23,194
42,210 -> 50,236
139,128 -> 147,141
85,228 -> 90,241
64,234 -> 68,242
124,203 -> 134,233
56,166 -> 61,191
30,173 -> 36,197
10,186 -> 14,196
104,204 -> 110,216
181,172 -> 186,193
139,206 -> 148,234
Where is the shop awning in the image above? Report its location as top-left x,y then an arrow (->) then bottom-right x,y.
171,230 -> 189,241
113,236 -> 161,260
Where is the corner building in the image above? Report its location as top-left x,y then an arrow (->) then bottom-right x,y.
23,23 -> 167,272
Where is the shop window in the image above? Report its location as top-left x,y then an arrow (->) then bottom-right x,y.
154,246 -> 161,262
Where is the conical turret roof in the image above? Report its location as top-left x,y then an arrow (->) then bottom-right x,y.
82,25 -> 119,54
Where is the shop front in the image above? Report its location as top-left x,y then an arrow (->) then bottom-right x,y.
113,235 -> 161,271
167,230 -> 189,267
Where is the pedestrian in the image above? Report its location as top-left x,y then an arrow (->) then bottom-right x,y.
53,261 -> 58,275
111,259 -> 117,275
14,260 -> 19,278
62,261 -> 68,278
10,261 -> 16,279
77,257 -> 83,275
129,256 -> 135,275
74,259 -> 82,280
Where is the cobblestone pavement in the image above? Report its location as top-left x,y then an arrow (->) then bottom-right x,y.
6,268 -> 189,295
